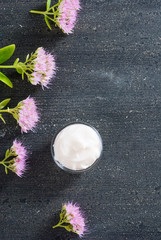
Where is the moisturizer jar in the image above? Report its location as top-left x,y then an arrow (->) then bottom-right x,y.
51,123 -> 103,173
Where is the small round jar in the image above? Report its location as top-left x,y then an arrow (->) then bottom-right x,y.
51,122 -> 103,173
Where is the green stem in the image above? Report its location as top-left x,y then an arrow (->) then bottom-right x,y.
52,218 -> 67,229
52,223 -> 65,229
52,223 -> 59,229
0,151 -> 11,163
30,0 -> 60,15
24,54 -> 35,64
0,151 -> 16,164
0,162 -> 6,167
0,108 -> 17,119
46,15 -> 56,23
30,10 -> 55,16
48,2 -> 60,11
0,109 -> 10,113
46,12 -> 56,15
0,157 -> 9,165
0,65 -> 16,69
30,10 -> 46,15
0,161 -> 12,171
3,160 -> 15,164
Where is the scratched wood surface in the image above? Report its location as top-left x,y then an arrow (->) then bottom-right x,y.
1,0 -> 161,239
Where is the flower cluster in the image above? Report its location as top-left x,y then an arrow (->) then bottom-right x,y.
53,202 -> 86,237
56,0 -> 81,34
0,140 -> 27,177
30,0 -> 81,34
0,45 -> 56,89
28,47 -> 56,88
11,140 -> 27,177
0,96 -> 39,133
17,97 -> 39,133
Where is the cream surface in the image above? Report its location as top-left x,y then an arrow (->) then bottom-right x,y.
53,124 -> 102,171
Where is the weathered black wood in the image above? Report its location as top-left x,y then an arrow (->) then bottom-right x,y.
1,0 -> 161,239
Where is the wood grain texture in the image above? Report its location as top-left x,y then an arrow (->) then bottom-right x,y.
1,0 -> 161,239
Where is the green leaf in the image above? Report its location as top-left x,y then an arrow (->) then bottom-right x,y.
25,54 -> 29,62
0,44 -> 15,64
63,224 -> 73,232
0,72 -> 13,88
22,72 -> 24,80
45,16 -> 52,30
0,98 -> 11,109
5,149 -> 10,158
16,67 -> 23,74
46,0 -> 51,10
0,114 -> 6,124
60,209 -> 66,221
5,167 -> 8,174
13,58 -> 19,66
16,62 -> 24,74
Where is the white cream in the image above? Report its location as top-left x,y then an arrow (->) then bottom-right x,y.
53,123 -> 102,171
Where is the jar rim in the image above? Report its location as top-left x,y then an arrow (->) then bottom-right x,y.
51,122 -> 103,174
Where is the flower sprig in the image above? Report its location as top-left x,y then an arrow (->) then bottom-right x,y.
0,140 -> 28,177
30,0 -> 81,34
0,45 -> 56,88
53,202 -> 86,237
0,97 -> 39,133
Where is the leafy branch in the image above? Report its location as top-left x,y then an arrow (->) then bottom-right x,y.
0,98 -> 11,123
30,0 -> 63,30
0,44 -> 15,88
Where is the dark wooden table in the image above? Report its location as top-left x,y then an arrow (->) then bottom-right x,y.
1,0 -> 161,239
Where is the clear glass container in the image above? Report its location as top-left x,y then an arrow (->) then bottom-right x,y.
51,122 -> 103,174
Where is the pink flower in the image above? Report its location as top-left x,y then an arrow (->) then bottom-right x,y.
64,202 -> 86,237
30,47 -> 56,88
17,97 -> 39,133
52,202 -> 86,237
11,140 -> 28,177
56,0 -> 81,34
